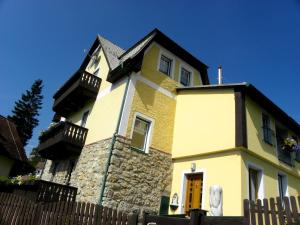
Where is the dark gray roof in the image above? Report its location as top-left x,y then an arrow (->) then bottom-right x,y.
119,33 -> 155,62
97,35 -> 125,70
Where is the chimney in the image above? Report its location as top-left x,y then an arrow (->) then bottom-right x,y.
218,65 -> 223,85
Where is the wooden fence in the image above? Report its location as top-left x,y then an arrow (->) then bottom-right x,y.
244,196 -> 300,225
143,196 -> 300,225
0,193 -> 138,225
1,180 -> 77,203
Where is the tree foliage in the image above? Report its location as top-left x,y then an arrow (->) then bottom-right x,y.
8,79 -> 43,146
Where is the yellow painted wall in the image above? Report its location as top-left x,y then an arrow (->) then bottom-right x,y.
68,48 -> 127,144
172,89 -> 236,158
170,151 -> 243,216
0,155 -> 14,176
141,43 -> 202,94
245,96 -> 300,172
126,80 -> 176,154
241,151 -> 300,201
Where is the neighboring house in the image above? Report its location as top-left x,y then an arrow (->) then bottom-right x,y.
35,161 -> 46,178
38,28 -> 300,215
0,115 -> 33,176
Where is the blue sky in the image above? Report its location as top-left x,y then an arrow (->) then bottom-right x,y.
1,0 -> 300,154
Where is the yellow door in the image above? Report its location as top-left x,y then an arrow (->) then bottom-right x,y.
185,173 -> 203,214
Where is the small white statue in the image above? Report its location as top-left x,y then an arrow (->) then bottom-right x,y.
209,185 -> 223,216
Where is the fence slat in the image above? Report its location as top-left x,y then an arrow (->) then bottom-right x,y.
106,207 -> 113,225
70,202 -> 79,225
102,207 -> 108,225
88,203 -> 95,225
276,197 -> 285,225
283,197 -> 293,225
257,199 -> 263,225
112,209 -> 118,225
121,211 -> 127,225
78,202 -> 86,225
289,196 -> 300,225
244,199 -> 250,225
263,199 -> 270,225
116,210 -> 122,225
250,201 -> 257,225
269,198 -> 278,225
95,205 -> 103,225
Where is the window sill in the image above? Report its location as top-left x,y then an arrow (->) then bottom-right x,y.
263,139 -> 274,147
130,146 -> 148,155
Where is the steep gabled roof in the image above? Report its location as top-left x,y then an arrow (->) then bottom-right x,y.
79,35 -> 125,71
0,116 -> 28,162
107,28 -> 209,84
97,35 -> 125,70
80,29 -> 209,84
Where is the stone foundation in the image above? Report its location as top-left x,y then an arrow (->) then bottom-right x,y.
102,136 -> 173,214
41,135 -> 172,213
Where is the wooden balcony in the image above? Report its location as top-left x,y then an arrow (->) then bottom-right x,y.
38,121 -> 88,160
53,70 -> 101,117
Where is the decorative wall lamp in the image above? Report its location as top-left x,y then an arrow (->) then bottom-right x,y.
191,163 -> 196,172
170,193 -> 179,211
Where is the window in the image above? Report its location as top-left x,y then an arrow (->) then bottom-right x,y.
248,167 -> 263,201
65,160 -> 76,185
131,117 -> 151,151
278,174 -> 287,201
159,55 -> 172,76
50,161 -> 59,182
81,111 -> 89,127
180,68 -> 191,86
94,68 -> 99,76
249,168 -> 259,201
262,114 -> 273,145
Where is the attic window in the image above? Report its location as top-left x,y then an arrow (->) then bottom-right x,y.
159,55 -> 172,76
180,68 -> 191,86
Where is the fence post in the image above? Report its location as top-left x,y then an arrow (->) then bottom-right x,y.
190,209 -> 207,225
128,212 -> 139,225
142,212 -> 149,225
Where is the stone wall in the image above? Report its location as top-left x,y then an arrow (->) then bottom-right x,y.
70,138 -> 112,203
41,158 -> 72,184
41,138 -> 112,203
102,136 -> 173,215
41,135 -> 173,214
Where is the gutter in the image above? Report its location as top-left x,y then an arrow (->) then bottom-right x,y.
98,74 -> 131,205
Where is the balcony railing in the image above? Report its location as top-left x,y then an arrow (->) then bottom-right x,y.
277,146 -> 293,166
38,121 -> 88,160
53,70 -> 101,117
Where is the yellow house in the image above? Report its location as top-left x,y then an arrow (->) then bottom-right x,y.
170,83 -> 300,216
38,28 -> 300,215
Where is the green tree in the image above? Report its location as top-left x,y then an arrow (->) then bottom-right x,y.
8,79 -> 43,146
28,147 -> 43,167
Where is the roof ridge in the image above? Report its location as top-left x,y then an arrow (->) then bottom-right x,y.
118,28 -> 157,59
97,34 -> 125,52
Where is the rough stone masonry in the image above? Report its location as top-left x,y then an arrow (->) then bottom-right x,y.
41,135 -> 173,215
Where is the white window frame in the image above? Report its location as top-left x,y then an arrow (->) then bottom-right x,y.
178,168 -> 207,214
157,49 -> 175,79
179,63 -> 194,87
278,172 -> 289,200
247,162 -> 264,201
130,112 -> 154,153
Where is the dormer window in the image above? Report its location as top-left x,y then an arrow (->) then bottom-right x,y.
159,55 -> 172,76
180,68 -> 191,86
